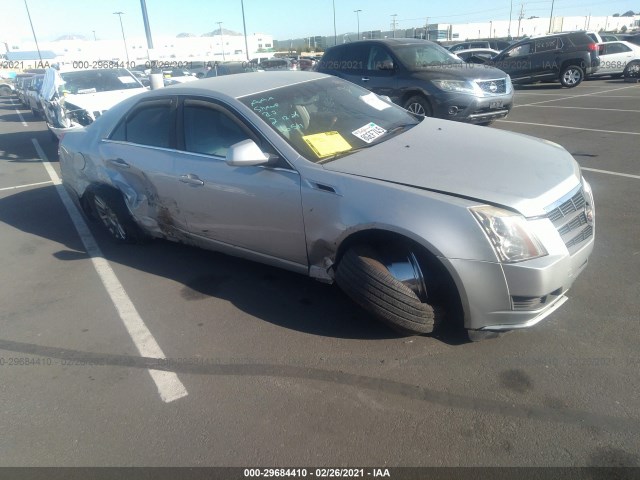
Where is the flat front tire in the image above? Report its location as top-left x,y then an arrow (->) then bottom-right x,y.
336,245 -> 441,335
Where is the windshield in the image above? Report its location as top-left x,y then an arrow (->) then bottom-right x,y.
239,77 -> 421,163
394,43 -> 464,69
59,69 -> 144,94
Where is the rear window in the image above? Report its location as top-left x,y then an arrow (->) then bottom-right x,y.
569,33 -> 594,46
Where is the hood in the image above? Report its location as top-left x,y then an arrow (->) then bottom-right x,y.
62,88 -> 146,114
323,118 -> 581,217
409,62 -> 508,80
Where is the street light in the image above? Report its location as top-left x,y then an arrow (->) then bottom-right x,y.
241,0 -> 249,61
548,0 -> 555,33
354,10 -> 362,39
216,21 -> 225,61
113,11 -> 130,65
391,14 -> 398,38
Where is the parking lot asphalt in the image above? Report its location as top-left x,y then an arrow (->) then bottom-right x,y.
0,79 -> 639,469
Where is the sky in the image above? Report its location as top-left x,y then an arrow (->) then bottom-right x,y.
3,0 -> 638,44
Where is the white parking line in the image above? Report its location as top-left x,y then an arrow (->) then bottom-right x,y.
496,120 -> 640,136
31,138 -> 188,404
517,93 -> 640,98
515,85 -> 640,107
582,168 -> 640,180
520,105 -> 640,113
10,99 -> 28,127
0,180 -> 53,192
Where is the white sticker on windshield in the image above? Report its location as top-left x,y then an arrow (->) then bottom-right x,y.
352,122 -> 387,144
360,92 -> 391,111
117,76 -> 136,84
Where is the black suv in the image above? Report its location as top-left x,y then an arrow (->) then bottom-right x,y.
317,39 -> 513,124
481,32 -> 600,88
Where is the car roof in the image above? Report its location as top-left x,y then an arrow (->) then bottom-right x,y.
332,38 -> 435,48
143,71 -> 328,99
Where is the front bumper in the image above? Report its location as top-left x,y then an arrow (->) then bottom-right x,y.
445,182 -> 595,331
432,92 -> 513,124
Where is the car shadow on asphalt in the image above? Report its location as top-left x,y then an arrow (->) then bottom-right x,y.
0,185 -> 472,343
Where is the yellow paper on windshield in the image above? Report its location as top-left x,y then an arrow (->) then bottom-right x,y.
302,131 -> 352,158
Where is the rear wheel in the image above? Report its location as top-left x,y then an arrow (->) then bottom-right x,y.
559,65 -> 584,88
403,95 -> 433,117
90,188 -> 149,244
336,244 -> 445,335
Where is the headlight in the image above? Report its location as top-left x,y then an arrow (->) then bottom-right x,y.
506,75 -> 513,94
470,205 -> 548,263
432,79 -> 480,95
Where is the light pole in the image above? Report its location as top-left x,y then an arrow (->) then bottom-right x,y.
332,0 -> 337,46
92,30 -> 97,41
354,10 -> 362,39
548,0 -> 555,33
391,14 -> 398,38
241,0 -> 249,61
24,0 -> 43,64
508,0 -> 513,39
113,12 -> 130,65
216,21 -> 225,60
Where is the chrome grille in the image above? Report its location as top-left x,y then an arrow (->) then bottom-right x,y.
546,187 -> 593,253
476,79 -> 507,94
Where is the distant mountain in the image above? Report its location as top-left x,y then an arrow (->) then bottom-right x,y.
177,33 -> 196,38
201,28 -> 241,37
54,34 -> 87,41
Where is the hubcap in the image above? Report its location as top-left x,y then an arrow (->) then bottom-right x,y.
382,250 -> 428,302
93,195 -> 126,240
563,69 -> 581,85
407,102 -> 426,116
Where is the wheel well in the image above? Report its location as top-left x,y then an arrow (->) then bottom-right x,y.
400,91 -> 431,109
81,183 -> 122,219
335,229 -> 465,328
560,59 -> 586,71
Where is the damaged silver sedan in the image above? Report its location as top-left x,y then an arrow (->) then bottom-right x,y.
59,72 -> 595,338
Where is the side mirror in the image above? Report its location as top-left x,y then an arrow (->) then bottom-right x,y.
225,139 -> 271,167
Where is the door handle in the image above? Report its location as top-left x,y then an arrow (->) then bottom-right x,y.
361,77 -> 370,82
107,158 -> 130,168
179,174 -> 204,186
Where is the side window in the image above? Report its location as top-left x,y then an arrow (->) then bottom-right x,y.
604,43 -> 631,55
367,46 -> 394,70
125,105 -> 173,147
183,102 -> 250,157
506,43 -> 531,57
534,38 -> 561,53
109,101 -> 174,147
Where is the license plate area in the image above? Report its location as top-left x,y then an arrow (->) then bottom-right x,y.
489,100 -> 504,109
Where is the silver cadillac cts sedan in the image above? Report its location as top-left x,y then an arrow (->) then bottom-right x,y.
59,72 -> 595,338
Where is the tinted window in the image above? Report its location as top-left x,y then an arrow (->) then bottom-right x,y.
603,43 -> 632,55
569,33 -> 593,46
123,105 -> 173,147
183,103 -> 249,157
366,45 -> 394,70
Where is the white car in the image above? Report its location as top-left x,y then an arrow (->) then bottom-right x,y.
41,67 -> 147,140
592,41 -> 640,78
